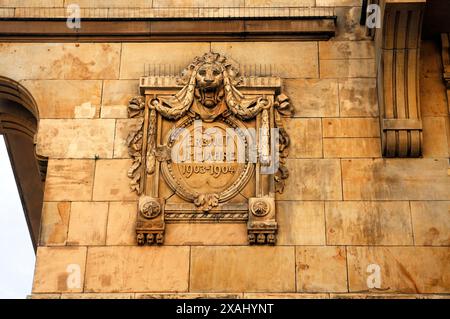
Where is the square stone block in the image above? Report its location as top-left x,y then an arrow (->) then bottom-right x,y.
164,223 -> 248,245
339,78 -> 378,117
285,79 -> 339,117
347,247 -> 450,294
33,247 -> 87,293
422,117 -> 449,158
67,202 -> 109,246
106,201 -> 138,246
44,160 -> 95,201
319,41 -> 374,60
296,246 -> 348,293
85,246 -> 190,292
120,43 -> 210,79
101,80 -> 139,112
21,80 -> 102,119
190,246 -> 295,292
334,7 -> 372,41
322,118 -> 380,137
284,118 -> 322,158
277,201 -> 325,245
212,42 -> 318,78
411,201 -> 450,246
320,59 -> 376,78
93,159 -> 138,201
342,159 -> 450,200
36,119 -> 115,159
323,138 -> 381,158
278,159 -> 342,200
325,201 -> 413,245
39,202 -> 70,246
0,43 -> 120,80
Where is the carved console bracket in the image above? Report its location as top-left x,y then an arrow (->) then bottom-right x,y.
127,52 -> 293,245
375,0 -> 426,157
441,33 -> 450,114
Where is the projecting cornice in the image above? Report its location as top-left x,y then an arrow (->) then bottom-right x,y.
0,6 -> 336,42
373,0 -> 426,157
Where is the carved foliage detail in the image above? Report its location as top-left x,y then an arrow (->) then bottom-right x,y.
126,96 -> 145,194
274,93 -> 293,193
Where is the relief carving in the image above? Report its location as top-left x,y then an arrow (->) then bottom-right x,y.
127,52 -> 293,245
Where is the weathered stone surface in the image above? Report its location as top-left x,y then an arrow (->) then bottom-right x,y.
347,247 -> 450,293
74,102 -> 97,119
422,117 -> 449,158
190,247 -> 295,292
342,159 -> 450,200
325,201 -> 413,245
21,80 -> 102,119
279,159 -> 342,200
0,43 -> 120,80
106,202 -> 137,245
29,294 -> 61,299
420,77 -> 449,117
277,201 -> 325,245
421,40 -> 443,78
296,246 -> 348,292
285,79 -> 339,117
136,293 -> 242,299
243,293 -> 330,299
67,202 -> 108,246
44,160 -> 95,201
33,247 -> 87,293
93,159 -> 138,201
316,0 -> 360,5
339,78 -> 378,117
113,119 -> 140,158
36,119 -> 115,159
319,41 -> 374,60
165,224 -> 248,245
320,59 -> 376,78
101,105 -> 128,119
40,202 -> 70,246
411,201 -> 450,246
101,80 -> 139,116
120,43 -> 210,79
334,7 -> 372,41
330,293 -> 450,299
284,118 -> 322,158
85,246 -> 190,292
153,0 -> 244,6
323,118 -> 380,138
244,0 -> 314,6
61,293 -> 134,299
212,42 -> 318,78
72,0 -> 152,7
0,0 -> 63,7
323,138 -> 381,158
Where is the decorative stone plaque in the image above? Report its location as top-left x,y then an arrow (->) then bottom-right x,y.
127,52 -> 293,246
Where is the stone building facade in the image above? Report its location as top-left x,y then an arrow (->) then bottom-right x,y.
0,0 -> 449,299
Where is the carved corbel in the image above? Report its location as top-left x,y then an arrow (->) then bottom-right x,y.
441,33 -> 450,114
248,197 -> 277,245
375,0 -> 426,157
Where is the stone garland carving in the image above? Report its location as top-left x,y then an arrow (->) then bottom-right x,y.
126,96 -> 145,194
127,52 -> 293,245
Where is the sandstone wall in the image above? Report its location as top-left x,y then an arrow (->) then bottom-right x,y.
0,0 -> 448,299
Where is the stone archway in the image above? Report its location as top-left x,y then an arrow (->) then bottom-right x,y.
0,76 -> 47,250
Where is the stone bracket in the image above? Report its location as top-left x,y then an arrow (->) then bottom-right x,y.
247,197 -> 277,245
136,196 -> 165,246
374,0 -> 426,157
